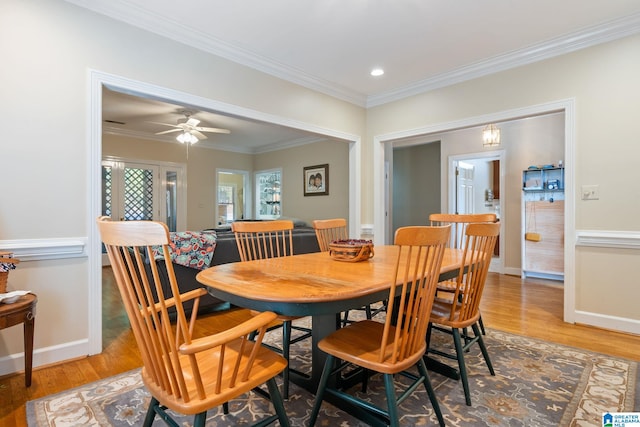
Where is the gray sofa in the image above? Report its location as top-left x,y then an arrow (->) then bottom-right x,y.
149,226 -> 321,315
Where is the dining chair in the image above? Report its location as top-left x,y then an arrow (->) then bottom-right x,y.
426,221 -> 500,406
97,217 -> 289,427
429,213 -> 497,250
429,212 -> 497,334
312,218 -> 348,252
312,218 -> 385,327
309,225 -> 451,427
232,219 -> 312,399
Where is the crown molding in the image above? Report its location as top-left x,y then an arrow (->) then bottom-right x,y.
67,1 -> 640,108
366,12 -> 640,107
65,0 -> 367,106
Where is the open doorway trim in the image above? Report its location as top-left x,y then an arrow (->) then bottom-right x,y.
448,151 -> 506,275
372,98 -> 575,324
88,69 -> 362,354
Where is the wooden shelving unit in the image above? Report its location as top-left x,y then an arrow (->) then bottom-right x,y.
521,167 -> 565,281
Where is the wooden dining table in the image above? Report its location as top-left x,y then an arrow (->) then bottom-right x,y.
196,245 -> 465,392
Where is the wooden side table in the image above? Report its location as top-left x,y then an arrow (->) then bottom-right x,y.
0,293 -> 37,387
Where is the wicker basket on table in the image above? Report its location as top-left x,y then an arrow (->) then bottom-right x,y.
328,239 -> 374,262
0,252 -> 20,294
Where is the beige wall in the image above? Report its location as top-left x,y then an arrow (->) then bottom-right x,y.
103,135 -> 349,228
0,0 -> 364,371
254,140 -> 350,225
1,0 -> 639,375
392,142 -> 441,230
367,35 -> 640,326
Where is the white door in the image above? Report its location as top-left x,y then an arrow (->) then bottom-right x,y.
456,161 -> 475,214
101,159 -> 186,264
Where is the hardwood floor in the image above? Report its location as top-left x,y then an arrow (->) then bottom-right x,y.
1,269 -> 638,426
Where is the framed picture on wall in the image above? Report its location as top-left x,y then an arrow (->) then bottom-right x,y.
303,164 -> 329,196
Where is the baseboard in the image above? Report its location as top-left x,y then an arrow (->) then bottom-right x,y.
0,339 -> 89,378
574,310 -> 640,336
523,270 -> 564,281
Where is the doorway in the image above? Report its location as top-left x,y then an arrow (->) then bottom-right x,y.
216,169 -> 250,226
89,70 -> 361,355
448,151 -> 505,272
374,100 -> 575,323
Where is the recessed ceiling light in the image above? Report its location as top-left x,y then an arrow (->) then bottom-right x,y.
370,68 -> 384,77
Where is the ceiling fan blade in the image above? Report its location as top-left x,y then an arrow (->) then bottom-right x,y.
155,128 -> 182,135
147,121 -> 180,128
196,126 -> 231,134
192,130 -> 207,140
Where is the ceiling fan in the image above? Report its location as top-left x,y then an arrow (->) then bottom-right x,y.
153,110 -> 230,144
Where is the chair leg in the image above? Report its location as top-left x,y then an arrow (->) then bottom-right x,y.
223,402 -> 229,414
383,373 -> 400,427
452,328 -> 472,406
426,322 -> 433,348
341,310 -> 350,327
472,323 -> 494,375
309,354 -> 334,427
282,320 -> 292,400
361,368 -> 369,393
266,377 -> 291,427
142,397 -> 159,427
478,313 -> 486,335
193,411 -> 207,427
417,358 -> 445,427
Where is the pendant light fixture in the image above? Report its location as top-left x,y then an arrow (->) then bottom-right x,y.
482,124 -> 500,147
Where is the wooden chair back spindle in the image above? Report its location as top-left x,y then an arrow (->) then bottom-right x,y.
232,220 -> 294,261
312,218 -> 348,252
429,213 -> 497,249
447,222 -> 500,324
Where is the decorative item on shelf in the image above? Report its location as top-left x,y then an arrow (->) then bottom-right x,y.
482,124 -> 500,147
329,239 -> 374,262
0,252 -> 20,294
0,290 -> 30,304
525,203 -> 542,242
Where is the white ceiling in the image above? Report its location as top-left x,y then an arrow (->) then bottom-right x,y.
77,0 -> 640,151
102,89 -> 328,153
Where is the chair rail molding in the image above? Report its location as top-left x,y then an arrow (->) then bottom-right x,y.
0,238 -> 87,261
575,230 -> 640,249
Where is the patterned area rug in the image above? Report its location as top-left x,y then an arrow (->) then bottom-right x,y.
27,326 -> 638,427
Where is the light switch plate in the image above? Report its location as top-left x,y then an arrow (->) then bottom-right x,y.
581,185 -> 599,200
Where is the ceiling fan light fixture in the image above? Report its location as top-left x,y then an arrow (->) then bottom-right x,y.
177,131 -> 198,144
